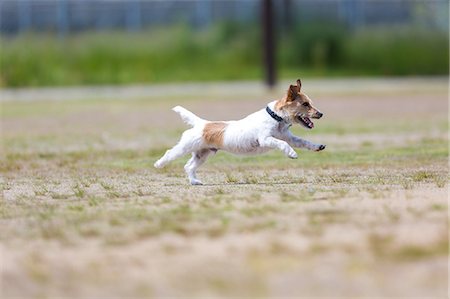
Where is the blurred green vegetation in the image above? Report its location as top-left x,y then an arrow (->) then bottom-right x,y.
280,23 -> 449,76
1,23 -> 448,87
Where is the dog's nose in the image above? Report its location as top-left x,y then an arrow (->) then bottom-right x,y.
316,112 -> 323,119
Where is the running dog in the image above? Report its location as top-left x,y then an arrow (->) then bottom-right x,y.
154,79 -> 326,185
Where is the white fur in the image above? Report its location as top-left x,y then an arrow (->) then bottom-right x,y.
154,101 -> 325,185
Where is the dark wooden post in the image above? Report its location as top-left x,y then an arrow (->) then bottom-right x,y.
262,0 -> 276,88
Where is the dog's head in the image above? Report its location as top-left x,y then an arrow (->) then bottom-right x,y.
275,79 -> 323,129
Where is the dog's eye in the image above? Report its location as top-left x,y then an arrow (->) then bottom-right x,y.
302,102 -> 309,107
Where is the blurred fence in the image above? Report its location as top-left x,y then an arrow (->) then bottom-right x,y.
1,0 -> 448,37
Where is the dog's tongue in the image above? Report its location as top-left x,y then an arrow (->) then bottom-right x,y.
298,115 -> 314,129
305,117 -> 314,128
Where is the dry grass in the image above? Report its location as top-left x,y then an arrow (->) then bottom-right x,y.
0,79 -> 448,298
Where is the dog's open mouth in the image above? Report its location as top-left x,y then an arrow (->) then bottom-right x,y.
298,115 -> 314,129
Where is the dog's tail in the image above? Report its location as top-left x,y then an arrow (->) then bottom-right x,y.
172,106 -> 205,127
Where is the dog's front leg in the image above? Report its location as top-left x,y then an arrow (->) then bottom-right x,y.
284,132 -> 326,152
259,136 -> 298,159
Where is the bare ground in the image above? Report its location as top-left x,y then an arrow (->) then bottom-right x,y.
0,78 -> 448,298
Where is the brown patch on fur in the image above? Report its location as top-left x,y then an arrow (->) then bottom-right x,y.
203,122 -> 227,147
274,97 -> 285,111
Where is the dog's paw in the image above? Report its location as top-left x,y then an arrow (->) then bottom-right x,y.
288,149 -> 298,159
315,145 -> 326,151
154,160 -> 163,168
190,179 -> 203,185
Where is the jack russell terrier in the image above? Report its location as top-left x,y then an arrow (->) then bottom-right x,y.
154,79 -> 326,185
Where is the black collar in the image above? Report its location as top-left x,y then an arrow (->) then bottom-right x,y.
266,106 -> 284,122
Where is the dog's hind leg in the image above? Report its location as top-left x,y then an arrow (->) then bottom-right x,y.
154,129 -> 203,168
184,149 -> 214,185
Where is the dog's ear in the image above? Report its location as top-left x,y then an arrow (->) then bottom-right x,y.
287,84 -> 299,101
296,79 -> 302,91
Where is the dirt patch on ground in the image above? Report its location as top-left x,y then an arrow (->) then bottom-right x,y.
1,183 -> 447,298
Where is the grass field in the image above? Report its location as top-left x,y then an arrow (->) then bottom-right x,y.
1,78 -> 448,298
1,25 -> 448,87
